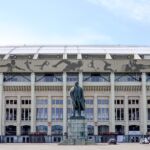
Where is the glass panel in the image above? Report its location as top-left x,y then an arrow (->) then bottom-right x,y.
36,99 -> 48,105
98,108 -> 109,121
97,99 -> 109,105
36,108 -> 48,120
4,73 -> 31,82
148,108 -> 150,120
36,125 -> 48,133
51,107 -> 63,120
85,108 -> 94,120
85,99 -> 93,105
67,73 -> 79,82
146,73 -> 150,81
51,125 -> 63,135
83,73 -> 110,82
35,73 -> 62,82
115,73 -> 141,82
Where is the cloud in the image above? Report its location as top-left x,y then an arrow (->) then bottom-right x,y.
86,0 -> 150,23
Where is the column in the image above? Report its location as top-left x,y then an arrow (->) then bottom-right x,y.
17,96 -> 21,135
48,94 -> 52,135
94,93 -> 98,135
79,72 -> 83,87
141,72 -> 147,135
31,73 -> 36,133
110,72 -> 115,132
0,73 -> 3,135
124,95 -> 128,135
63,72 -> 67,135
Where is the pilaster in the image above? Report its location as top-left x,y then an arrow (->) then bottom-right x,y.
141,72 -> 147,134
31,73 -> 36,133
63,72 -> 67,135
110,72 -> 115,132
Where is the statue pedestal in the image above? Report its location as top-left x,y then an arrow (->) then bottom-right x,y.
68,117 -> 87,144
60,117 -> 95,145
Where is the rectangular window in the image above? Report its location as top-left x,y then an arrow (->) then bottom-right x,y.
85,108 -> 94,120
128,108 -> 139,121
128,100 -> 131,104
6,99 -> 17,105
148,108 -> 150,120
115,73 -> 141,82
128,98 -> 139,105
35,73 -> 63,82
10,100 -> 13,104
121,108 -> 124,120
4,73 -> 31,82
52,107 -> 63,120
21,108 -> 31,121
98,108 -> 109,121
55,100 -> 63,105
97,99 -> 109,105
85,99 -> 93,105
21,99 -> 31,105
132,100 -> 135,104
36,108 -> 48,120
6,108 -> 17,121
22,100 -> 25,104
6,100 -> 9,104
83,73 -> 110,82
51,97 -> 63,120
114,99 -> 124,105
52,100 -> 55,105
147,100 -> 150,105
14,100 -> 17,104
121,100 -> 124,104
67,73 -> 79,82
117,100 -> 120,105
147,125 -> 150,132
136,100 -> 139,104
36,99 -> 48,105
115,108 -> 124,120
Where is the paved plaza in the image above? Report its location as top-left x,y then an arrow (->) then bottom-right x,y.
0,143 -> 149,150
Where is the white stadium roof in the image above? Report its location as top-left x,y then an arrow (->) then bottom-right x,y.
0,45 -> 150,54
0,45 -> 150,60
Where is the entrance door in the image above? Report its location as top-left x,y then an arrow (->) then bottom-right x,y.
53,136 -> 62,143
129,136 -> 140,142
22,137 -> 29,143
6,137 -> 14,143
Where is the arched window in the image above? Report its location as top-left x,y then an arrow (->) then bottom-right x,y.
36,125 -> 48,134
115,125 -> 124,134
5,125 -> 16,135
51,125 -> 63,135
98,125 -> 109,135
21,125 -> 30,135
129,125 -> 140,131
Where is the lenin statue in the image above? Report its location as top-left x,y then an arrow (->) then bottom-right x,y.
70,82 -> 85,117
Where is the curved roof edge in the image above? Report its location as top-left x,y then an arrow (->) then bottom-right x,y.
0,45 -> 150,55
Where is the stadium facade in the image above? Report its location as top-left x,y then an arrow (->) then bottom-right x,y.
0,45 -> 150,143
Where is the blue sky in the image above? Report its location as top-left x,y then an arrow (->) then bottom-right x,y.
0,0 -> 150,45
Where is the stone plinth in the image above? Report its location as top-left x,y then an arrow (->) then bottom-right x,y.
68,117 -> 87,141
60,117 -> 95,145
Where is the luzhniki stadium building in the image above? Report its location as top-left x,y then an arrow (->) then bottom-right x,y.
0,45 -> 150,143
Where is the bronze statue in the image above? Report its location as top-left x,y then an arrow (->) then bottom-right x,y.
70,82 -> 85,117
